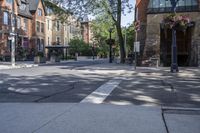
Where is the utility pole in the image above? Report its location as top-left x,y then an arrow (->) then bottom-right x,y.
10,0 -> 15,66
124,26 -> 127,57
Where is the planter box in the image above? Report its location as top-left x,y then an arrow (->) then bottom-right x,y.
34,56 -> 46,64
50,56 -> 60,63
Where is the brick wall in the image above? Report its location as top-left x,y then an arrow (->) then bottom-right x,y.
135,0 -> 149,62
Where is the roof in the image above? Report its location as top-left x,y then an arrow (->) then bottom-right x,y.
17,0 -> 32,18
28,0 -> 46,15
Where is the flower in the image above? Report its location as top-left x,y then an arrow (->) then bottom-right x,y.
162,13 -> 191,31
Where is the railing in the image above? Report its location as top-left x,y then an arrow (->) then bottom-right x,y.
147,5 -> 199,14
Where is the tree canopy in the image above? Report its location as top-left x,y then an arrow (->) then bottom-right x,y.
49,0 -> 133,63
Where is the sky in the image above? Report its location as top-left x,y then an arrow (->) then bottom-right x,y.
121,0 -> 135,26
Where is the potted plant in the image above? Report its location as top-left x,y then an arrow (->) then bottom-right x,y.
34,51 -> 46,64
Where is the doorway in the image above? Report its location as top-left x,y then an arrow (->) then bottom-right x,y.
160,27 -> 192,66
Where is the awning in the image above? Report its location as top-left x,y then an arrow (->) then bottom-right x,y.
45,45 -> 70,49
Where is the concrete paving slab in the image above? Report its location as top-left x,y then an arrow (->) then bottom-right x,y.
35,104 -> 166,133
164,113 -> 200,133
0,103 -> 75,133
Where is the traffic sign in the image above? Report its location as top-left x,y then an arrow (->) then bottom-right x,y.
134,42 -> 140,52
8,36 -> 14,40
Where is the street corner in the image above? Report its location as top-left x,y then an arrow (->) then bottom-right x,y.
162,107 -> 200,133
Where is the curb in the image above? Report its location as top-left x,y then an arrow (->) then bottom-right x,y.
162,106 -> 200,111
0,64 -> 38,70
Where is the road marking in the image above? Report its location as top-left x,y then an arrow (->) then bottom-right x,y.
81,78 -> 122,104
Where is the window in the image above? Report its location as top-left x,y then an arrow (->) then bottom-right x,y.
37,39 -> 41,51
46,7 -> 53,15
37,21 -> 40,32
48,37 -> 50,46
24,18 -> 28,32
47,20 -> 50,30
41,23 -> 44,33
56,36 -> 60,45
17,17 -> 21,29
6,0 -> 12,4
56,21 -> 60,31
38,9 -> 43,16
41,39 -> 44,51
3,12 -> 9,25
148,0 -> 199,13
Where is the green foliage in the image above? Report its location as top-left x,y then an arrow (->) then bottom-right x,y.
69,38 -> 95,56
91,13 -> 119,57
122,24 -> 135,54
44,0 -> 71,24
35,51 -> 44,57
47,0 -> 134,63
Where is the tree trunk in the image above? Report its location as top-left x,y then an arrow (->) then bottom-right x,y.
116,0 -> 126,63
116,24 -> 126,63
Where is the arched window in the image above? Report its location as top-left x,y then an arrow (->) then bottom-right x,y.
148,0 -> 199,13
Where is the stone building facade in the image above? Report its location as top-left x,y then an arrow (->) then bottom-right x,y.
44,0 -> 83,59
81,17 -> 93,44
136,0 -> 200,66
0,0 -> 46,61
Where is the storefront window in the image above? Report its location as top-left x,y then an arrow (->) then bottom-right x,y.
148,0 -> 199,13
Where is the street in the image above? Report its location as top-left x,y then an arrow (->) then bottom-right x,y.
0,60 -> 199,107
0,60 -> 200,133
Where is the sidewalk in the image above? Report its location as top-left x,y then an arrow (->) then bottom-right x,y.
0,59 -> 107,70
0,103 -> 199,133
0,61 -> 38,70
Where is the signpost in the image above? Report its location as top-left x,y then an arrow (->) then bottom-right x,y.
134,41 -> 140,70
10,0 -> 15,66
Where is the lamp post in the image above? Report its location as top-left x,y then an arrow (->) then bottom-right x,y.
170,0 -> 179,72
108,28 -> 113,63
92,43 -> 95,60
124,26 -> 127,58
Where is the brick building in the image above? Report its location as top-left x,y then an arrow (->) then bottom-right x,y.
136,0 -> 200,66
0,0 -> 46,61
44,0 -> 83,59
81,16 -> 93,44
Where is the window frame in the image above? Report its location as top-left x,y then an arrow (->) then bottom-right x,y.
56,36 -> 60,45
147,0 -> 199,13
24,18 -> 28,32
36,21 -> 40,32
38,8 -> 43,16
3,11 -> 9,25
56,20 -> 60,31
41,23 -> 44,33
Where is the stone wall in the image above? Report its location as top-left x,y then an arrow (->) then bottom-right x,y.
144,12 -> 200,66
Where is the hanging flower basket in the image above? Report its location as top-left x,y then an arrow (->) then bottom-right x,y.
161,13 -> 192,32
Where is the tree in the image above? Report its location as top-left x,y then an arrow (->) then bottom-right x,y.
90,13 -> 114,58
69,38 -> 94,56
49,0 -> 133,63
122,24 -> 135,55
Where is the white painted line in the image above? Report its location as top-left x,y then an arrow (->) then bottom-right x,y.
81,79 -> 122,104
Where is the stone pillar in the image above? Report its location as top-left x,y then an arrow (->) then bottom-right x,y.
190,12 -> 200,66
143,14 -> 162,65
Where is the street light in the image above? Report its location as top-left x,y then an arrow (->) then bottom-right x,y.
92,43 -> 95,60
170,0 -> 179,72
108,28 -> 113,63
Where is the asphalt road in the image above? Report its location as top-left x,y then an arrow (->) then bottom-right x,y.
0,60 -> 111,102
0,61 -> 200,108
